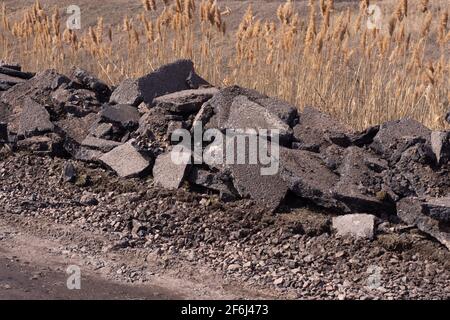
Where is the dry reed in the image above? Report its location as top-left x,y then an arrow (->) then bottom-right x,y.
0,0 -> 448,130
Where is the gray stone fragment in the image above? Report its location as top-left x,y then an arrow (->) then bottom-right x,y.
139,60 -> 209,104
397,197 -> 450,223
293,107 -> 351,152
348,125 -> 379,147
279,147 -> 341,210
196,89 -> 296,146
81,135 -> 122,152
431,131 -> 450,165
89,122 -> 113,138
50,87 -> 102,117
18,98 -> 54,137
1,69 -> 70,107
100,141 -> 150,178
153,150 -> 191,189
137,101 -> 151,114
223,95 -> 292,143
51,87 -> 76,105
110,60 -> 209,106
192,101 -> 215,128
63,162 -> 77,182
332,147 -> 393,214
364,156 -> 389,173
136,107 -> 182,145
0,61 -> 21,71
203,133 -> 289,211
255,97 -> 299,127
69,67 -> 111,101
153,87 -> 218,114
232,162 -> 288,211
371,118 -> 431,158
15,133 -> 63,155
100,104 -> 141,128
332,214 -> 376,239
57,114 -> 100,144
1,70 -> 70,133
200,86 -> 298,131
109,79 -> 141,106
74,147 -> 104,162
388,136 -> 433,165
0,73 -> 25,86
188,167 -> 238,201
0,66 -> 34,80
397,197 -> 450,250
321,144 -> 345,171
383,140 -> 448,199
425,197 -> 450,222
0,81 -> 13,91
56,113 -> 100,156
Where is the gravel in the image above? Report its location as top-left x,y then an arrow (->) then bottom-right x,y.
0,151 -> 448,299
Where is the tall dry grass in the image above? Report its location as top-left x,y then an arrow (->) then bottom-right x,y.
0,0 -> 449,130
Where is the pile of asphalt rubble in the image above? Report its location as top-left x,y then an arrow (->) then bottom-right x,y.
0,59 -> 449,252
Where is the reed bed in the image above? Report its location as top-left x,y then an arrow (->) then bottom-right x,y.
0,0 -> 449,130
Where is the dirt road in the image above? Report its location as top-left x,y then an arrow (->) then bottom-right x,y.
0,214 -> 268,300
0,218 -> 184,300
0,256 -> 179,300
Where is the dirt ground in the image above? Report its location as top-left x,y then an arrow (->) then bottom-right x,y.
0,214 -> 268,300
0,257 -> 179,300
